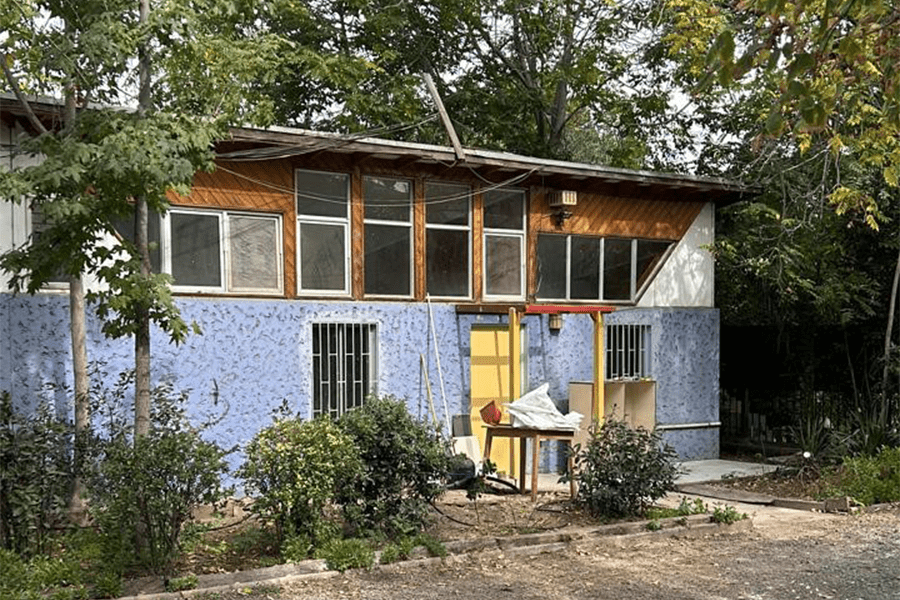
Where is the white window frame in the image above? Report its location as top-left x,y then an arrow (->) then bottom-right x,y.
162,208 -> 284,295
163,208 -> 226,293
27,205 -> 69,291
310,321 -> 378,419
482,188 -> 526,301
425,181 -> 472,300
363,175 -> 414,299
296,168 -> 351,297
225,213 -> 285,295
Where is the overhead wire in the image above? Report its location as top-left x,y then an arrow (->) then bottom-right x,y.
215,163 -> 537,208
215,112 -> 440,162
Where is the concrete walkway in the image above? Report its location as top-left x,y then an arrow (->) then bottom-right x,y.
675,459 -> 778,484
532,458 -> 777,493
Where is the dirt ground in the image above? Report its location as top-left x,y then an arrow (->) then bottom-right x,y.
275,498 -> 900,600
177,485 -> 900,600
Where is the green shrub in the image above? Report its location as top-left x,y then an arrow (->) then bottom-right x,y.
239,416 -> 361,545
88,385 -> 231,573
568,417 -> 678,518
377,533 -> 445,565
378,542 -> 403,565
91,571 -> 123,599
314,538 -> 374,572
645,497 -> 707,521
824,446 -> 900,505
165,573 -> 199,592
0,392 -> 75,557
28,555 -> 82,589
281,533 -> 313,562
337,396 -> 450,536
415,533 -> 447,558
0,548 -> 30,598
839,405 -> 900,458
0,546 -> 96,600
710,505 -> 748,524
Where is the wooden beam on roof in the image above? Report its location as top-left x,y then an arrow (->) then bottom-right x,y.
423,73 -> 465,162
392,155 -> 426,170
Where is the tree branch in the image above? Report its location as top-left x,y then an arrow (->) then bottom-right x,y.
0,51 -> 49,135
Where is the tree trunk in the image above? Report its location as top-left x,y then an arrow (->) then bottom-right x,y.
133,0 -> 152,557
62,49 -> 90,522
881,239 -> 900,399
68,274 -> 90,523
134,0 -> 152,439
134,199 -> 151,438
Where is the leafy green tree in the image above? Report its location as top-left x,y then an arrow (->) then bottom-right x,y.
665,0 -> 900,222
663,0 -> 900,368
263,0 -> 692,167
0,0 -> 281,440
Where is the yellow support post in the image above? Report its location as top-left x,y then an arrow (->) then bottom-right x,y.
508,307 -> 522,476
591,312 -> 605,424
508,307 -> 521,403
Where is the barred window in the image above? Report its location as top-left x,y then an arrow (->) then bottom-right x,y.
312,323 -> 377,418
606,324 -> 651,380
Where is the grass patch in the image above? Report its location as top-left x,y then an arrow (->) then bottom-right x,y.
820,447 -> 900,505
645,497 -> 708,520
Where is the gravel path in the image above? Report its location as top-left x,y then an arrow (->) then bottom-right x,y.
273,502 -> 900,600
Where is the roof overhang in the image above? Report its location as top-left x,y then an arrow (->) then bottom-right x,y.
0,92 -> 755,204
224,125 -> 755,205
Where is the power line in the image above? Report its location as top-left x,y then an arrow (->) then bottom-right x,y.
216,114 -> 441,162
215,164 -> 536,208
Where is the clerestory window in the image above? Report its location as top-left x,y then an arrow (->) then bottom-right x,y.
536,234 -> 671,302
426,181 -> 471,298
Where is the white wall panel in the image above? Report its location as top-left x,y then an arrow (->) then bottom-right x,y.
637,202 -> 715,308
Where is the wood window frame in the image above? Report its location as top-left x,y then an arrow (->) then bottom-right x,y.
424,180 -> 473,300
296,168 -> 352,297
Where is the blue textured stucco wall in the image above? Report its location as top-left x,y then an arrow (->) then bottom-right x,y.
606,308 -> 720,459
0,293 -> 720,473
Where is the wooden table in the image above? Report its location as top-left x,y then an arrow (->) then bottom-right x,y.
482,424 -> 577,501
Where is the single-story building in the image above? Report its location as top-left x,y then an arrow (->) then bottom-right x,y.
1,96 -> 749,476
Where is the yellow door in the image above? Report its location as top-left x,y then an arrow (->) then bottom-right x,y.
470,325 -> 521,477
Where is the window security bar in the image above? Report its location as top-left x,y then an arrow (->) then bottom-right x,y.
312,323 -> 376,418
605,324 -> 650,380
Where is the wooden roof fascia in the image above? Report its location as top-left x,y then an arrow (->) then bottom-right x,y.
227,126 -> 755,203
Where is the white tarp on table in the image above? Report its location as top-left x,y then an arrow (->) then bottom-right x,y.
504,383 -> 583,430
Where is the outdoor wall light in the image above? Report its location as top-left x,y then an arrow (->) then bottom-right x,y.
548,313 -> 563,331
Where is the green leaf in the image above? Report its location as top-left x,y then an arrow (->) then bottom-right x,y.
885,165 -> 899,188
